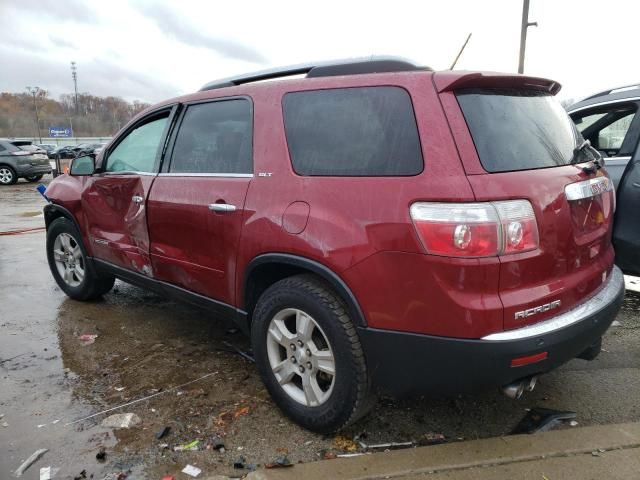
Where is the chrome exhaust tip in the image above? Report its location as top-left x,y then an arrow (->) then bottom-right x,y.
526,376 -> 538,392
503,376 -> 538,399
503,380 -> 526,399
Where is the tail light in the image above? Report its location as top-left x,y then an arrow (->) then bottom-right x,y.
10,151 -> 30,156
410,200 -> 539,258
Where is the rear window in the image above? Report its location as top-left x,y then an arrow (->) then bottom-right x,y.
283,86 -> 423,176
457,89 -> 579,173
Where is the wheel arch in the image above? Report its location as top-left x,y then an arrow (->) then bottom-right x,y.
242,253 -> 368,328
44,203 -> 83,235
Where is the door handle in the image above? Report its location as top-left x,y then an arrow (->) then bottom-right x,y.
208,203 -> 236,213
132,195 -> 144,204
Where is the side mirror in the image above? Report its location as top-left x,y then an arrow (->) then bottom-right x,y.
69,155 -> 96,176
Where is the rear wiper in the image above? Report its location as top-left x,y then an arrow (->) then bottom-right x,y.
571,139 -> 602,173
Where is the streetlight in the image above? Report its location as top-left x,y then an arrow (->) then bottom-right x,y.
25,86 -> 42,143
70,61 -> 79,114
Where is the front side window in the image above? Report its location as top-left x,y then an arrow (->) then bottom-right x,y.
282,87 -> 424,176
106,114 -> 169,173
170,99 -> 252,174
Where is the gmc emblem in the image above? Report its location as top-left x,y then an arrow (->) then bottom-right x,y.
515,300 -> 561,320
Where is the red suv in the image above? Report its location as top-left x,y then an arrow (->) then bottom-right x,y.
44,57 -> 630,433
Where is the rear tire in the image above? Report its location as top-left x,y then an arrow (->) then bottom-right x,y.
25,174 -> 44,182
46,217 -> 115,300
251,274 -> 372,433
0,166 -> 17,185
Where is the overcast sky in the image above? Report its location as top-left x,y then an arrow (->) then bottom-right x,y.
0,0 -> 637,105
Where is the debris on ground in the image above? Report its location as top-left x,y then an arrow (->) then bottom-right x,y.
73,469 -> 87,479
233,455 -> 247,469
205,436 -> 225,451
611,320 -> 622,327
222,341 -> 255,363
337,453 -> 368,458
96,446 -> 106,461
14,448 -> 48,477
66,372 -> 218,426
265,455 -> 293,469
333,435 -> 359,452
114,387 -> 125,392
100,412 -> 142,429
161,476 -> 175,480
174,440 -> 200,452
418,432 -> 447,446
233,405 -> 250,418
181,465 -> 202,477
512,407 -> 577,434
78,334 -> 98,345
156,426 -> 171,439
2,421 -> 9,427
39,466 -> 59,480
570,420 -> 579,427
361,441 -> 414,450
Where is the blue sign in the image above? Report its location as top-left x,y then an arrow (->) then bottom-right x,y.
49,127 -> 72,138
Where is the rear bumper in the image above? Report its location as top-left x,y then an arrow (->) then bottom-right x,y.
359,265 -> 625,397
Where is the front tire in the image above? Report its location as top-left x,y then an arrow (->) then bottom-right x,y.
251,274 -> 371,433
46,217 -> 115,300
24,174 -> 44,182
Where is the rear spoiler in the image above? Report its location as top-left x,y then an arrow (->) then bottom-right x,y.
433,71 -> 561,95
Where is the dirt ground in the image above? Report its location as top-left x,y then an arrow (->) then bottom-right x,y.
1,178 -> 640,479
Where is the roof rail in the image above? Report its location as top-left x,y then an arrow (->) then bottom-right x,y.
199,56 -> 430,91
584,83 -> 640,100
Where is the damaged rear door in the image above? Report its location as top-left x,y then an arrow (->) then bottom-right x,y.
82,107 -> 174,275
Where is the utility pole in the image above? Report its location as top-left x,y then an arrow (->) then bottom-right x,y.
518,0 -> 538,74
25,86 -> 42,143
71,61 -> 79,114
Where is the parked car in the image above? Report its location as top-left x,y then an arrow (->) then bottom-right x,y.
37,143 -> 57,154
15,143 -> 48,156
567,84 -> 640,188
0,138 -> 52,184
49,145 -> 76,160
43,57 -> 632,433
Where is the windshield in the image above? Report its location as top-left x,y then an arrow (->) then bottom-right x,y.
456,89 -> 581,173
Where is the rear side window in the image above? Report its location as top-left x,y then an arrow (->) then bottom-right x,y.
283,87 -> 423,176
457,89 -> 579,173
170,99 -> 252,174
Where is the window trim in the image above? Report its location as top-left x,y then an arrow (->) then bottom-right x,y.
100,105 -> 177,175
163,95 -> 254,177
281,85 -> 425,177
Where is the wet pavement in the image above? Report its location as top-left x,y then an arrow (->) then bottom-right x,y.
1,178 -> 639,479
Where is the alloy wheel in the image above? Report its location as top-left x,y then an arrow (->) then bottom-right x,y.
266,308 -> 336,407
52,233 -> 85,287
0,167 -> 14,184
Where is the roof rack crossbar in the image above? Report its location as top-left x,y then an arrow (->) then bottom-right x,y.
199,56 -> 430,91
